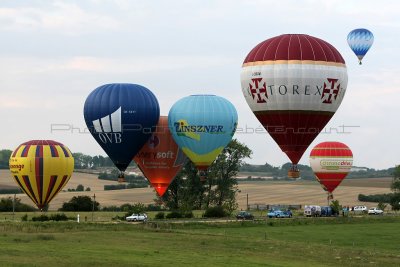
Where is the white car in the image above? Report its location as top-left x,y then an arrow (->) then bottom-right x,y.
126,213 -> 148,222
353,206 -> 368,212
368,208 -> 383,215
304,205 -> 321,217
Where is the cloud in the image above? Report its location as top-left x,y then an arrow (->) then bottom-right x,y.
0,54 -> 236,75
0,97 -> 27,108
0,1 -> 120,35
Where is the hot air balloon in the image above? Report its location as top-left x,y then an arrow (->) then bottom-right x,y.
241,34 -> 348,178
168,95 -> 238,181
9,140 -> 74,210
134,116 -> 187,196
347,28 -> 374,65
84,83 -> 160,182
309,141 -> 353,202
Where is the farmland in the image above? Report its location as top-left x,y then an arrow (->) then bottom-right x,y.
0,170 -> 393,210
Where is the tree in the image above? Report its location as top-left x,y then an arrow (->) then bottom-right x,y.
76,184 -> 84,191
377,201 -> 388,211
0,149 -> 12,169
160,139 -> 252,212
390,165 -> 400,210
390,165 -> 400,192
390,194 -> 400,211
131,203 -> 146,214
0,197 -> 36,212
72,153 -> 86,169
59,196 -> 99,211
330,199 -> 342,216
160,162 -> 204,210
206,139 -> 252,207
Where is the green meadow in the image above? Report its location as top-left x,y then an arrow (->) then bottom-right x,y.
0,214 -> 400,266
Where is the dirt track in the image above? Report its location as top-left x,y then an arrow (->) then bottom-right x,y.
0,170 -> 393,210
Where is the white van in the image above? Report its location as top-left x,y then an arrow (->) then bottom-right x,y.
353,206 -> 368,213
304,205 -> 321,217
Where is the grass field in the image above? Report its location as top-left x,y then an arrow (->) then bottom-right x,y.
0,216 -> 399,266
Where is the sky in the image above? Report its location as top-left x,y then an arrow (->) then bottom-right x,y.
0,0 -> 399,169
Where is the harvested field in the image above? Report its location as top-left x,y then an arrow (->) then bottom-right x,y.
236,179 -> 392,208
0,170 -> 393,210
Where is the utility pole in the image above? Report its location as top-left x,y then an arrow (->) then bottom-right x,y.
246,193 -> 249,210
92,193 -> 96,222
12,194 -> 16,221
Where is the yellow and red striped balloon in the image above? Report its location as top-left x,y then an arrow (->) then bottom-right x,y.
309,141 -> 353,193
9,140 -> 74,210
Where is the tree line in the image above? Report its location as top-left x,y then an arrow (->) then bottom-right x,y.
357,166 -> 400,210
0,149 -> 395,179
0,150 -> 131,170
240,162 -> 395,180
72,153 -> 137,169
240,162 -> 315,180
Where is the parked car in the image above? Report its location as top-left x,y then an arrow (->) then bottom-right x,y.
236,211 -> 254,220
353,206 -> 368,213
126,213 -> 148,222
304,205 -> 321,217
320,206 -> 334,217
368,207 -> 383,215
267,210 -> 292,218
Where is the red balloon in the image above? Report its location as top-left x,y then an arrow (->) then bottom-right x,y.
309,141 -> 353,193
134,116 -> 186,196
241,34 -> 348,178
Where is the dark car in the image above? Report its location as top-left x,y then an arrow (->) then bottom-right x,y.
236,211 -> 254,220
320,206 -> 334,217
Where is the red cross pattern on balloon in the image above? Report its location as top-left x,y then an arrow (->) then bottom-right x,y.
249,78 -> 268,103
321,78 -> 340,104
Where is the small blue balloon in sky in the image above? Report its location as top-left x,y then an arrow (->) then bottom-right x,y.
347,28 -> 374,65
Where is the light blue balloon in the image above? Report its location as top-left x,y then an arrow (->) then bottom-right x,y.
347,28 -> 374,65
168,95 -> 238,170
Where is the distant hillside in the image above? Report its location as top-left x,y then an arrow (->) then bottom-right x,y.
239,162 -> 395,180
1,149 -> 395,180
0,149 -> 136,170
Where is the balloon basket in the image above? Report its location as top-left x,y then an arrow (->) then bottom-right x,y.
118,172 -> 126,183
197,167 -> 208,182
288,170 -> 300,179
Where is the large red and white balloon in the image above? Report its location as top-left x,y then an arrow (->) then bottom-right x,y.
309,141 -> 353,193
241,34 -> 348,177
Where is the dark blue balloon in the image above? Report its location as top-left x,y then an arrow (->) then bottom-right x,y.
84,83 -> 160,171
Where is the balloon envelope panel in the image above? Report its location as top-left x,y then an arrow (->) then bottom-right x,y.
241,34 -> 348,164
134,116 -> 187,196
309,141 -> 353,193
9,140 -> 74,209
168,95 -> 238,169
84,83 -> 160,171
